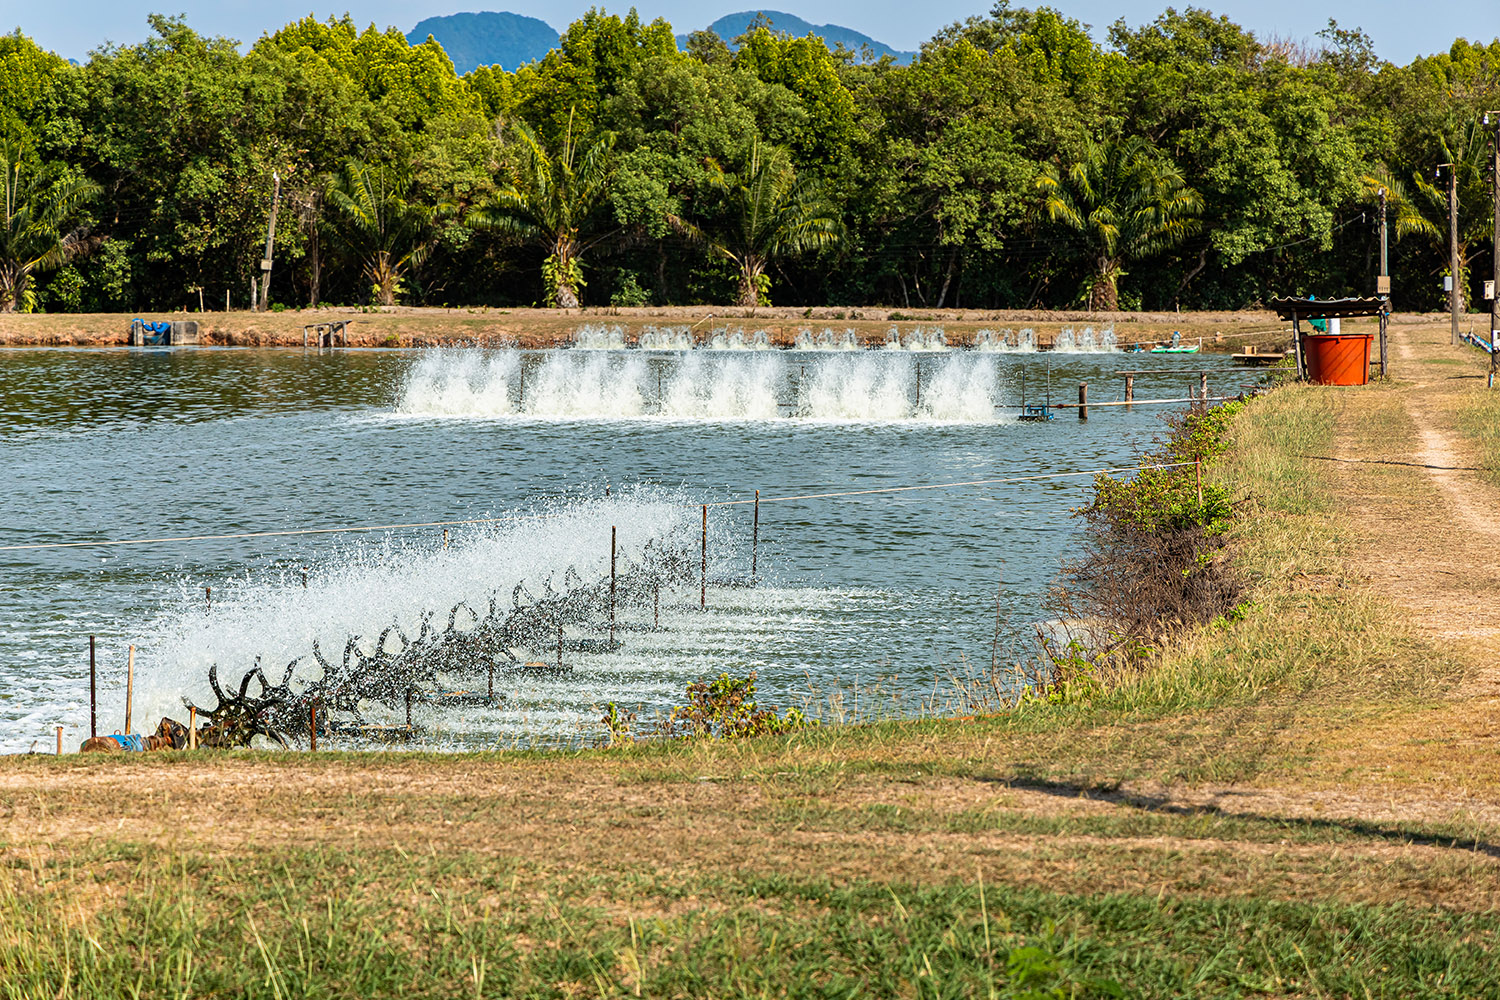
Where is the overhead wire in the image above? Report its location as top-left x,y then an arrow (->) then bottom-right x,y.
0,461 -> 1196,552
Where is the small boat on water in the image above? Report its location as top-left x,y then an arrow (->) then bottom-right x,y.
1150,332 -> 1202,354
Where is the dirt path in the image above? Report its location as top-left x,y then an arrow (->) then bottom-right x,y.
1347,326 -> 1500,681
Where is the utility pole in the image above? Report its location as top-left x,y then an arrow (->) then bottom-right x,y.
259,171 -> 281,312
1440,162 -> 1459,345
1378,186 -> 1390,377
1486,112 -> 1500,356
1378,188 -> 1389,291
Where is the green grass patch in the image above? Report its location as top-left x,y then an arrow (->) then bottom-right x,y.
3,844 -> 1497,999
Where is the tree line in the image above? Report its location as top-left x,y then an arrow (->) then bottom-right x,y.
1,4 -> 1497,314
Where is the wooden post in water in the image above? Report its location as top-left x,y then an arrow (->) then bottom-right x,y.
1199,372 -> 1209,410
205,586 -> 211,613
309,702 -> 317,751
1124,374 -> 1134,406
124,645 -> 135,734
700,504 -> 708,610
1077,383 -> 1088,421
487,659 -> 494,701
751,490 -> 760,583
405,688 -> 413,729
89,635 -> 97,738
56,726 -> 62,755
189,707 -> 197,749
609,525 -> 617,646
443,528 -> 449,550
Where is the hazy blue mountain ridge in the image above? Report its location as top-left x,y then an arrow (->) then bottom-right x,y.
406,9 -> 915,75
406,11 -> 560,74
678,10 -> 915,63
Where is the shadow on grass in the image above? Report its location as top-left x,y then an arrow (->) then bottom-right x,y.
995,776 -> 1500,858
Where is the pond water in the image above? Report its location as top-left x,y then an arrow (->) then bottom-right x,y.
0,342 -> 1244,751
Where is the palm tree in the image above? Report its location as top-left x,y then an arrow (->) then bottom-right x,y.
0,142 -> 99,313
325,160 -> 447,306
480,117 -> 615,309
1362,124 -> 1492,311
1035,136 -> 1203,311
669,143 -> 842,308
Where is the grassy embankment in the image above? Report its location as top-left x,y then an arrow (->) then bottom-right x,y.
2,377 -> 1497,997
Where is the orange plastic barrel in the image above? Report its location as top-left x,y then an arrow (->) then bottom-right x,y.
1301,334 -> 1372,385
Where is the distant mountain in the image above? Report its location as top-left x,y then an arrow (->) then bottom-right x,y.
680,10 -> 915,64
406,11 -> 558,74
406,9 -> 915,76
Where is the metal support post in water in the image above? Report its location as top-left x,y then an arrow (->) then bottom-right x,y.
700,504 -> 708,610
1077,383 -> 1088,421
309,703 -> 317,752
751,490 -> 760,583
123,644 -> 136,734
487,660 -> 494,701
205,586 -> 211,612
1124,374 -> 1134,406
609,526 -> 617,646
405,688 -> 413,729
89,635 -> 96,738
557,620 -> 564,669
654,582 -> 660,627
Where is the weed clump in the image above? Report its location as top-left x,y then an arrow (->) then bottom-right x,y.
1052,401 -> 1247,658
603,671 -> 815,744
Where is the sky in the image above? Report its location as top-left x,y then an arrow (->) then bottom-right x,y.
9,0 -> 1495,65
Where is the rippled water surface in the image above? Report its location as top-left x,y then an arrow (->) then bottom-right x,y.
0,344 -> 1244,751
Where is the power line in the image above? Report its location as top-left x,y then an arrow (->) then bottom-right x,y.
0,462 -> 1193,552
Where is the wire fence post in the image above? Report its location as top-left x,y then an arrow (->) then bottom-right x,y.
124,644 -> 135,735
88,635 -> 96,738
751,490 -> 760,583
700,504 -> 708,611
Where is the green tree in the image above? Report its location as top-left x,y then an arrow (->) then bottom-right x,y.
326,159 -> 448,305
479,118 -> 615,308
0,143 -> 98,311
1364,124 -> 1495,311
668,142 -> 841,307
1035,135 -> 1202,310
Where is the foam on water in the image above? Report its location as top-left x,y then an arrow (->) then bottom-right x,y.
392,350 -> 1011,424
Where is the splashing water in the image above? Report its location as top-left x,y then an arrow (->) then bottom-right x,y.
638,327 -> 695,351
133,493 -> 699,735
794,328 -> 862,351
393,350 -> 1010,424
707,329 -> 773,351
1051,325 -> 1118,353
570,325 -> 629,350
